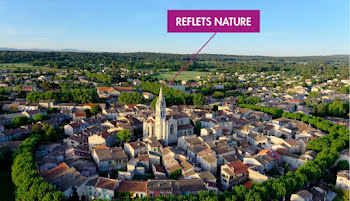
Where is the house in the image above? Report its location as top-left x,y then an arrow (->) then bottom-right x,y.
256,149 -> 281,166
283,139 -> 301,153
53,103 -> 76,110
50,113 -> 70,123
74,110 -> 87,120
198,171 -> 217,183
42,162 -> 89,198
91,145 -> 128,171
88,132 -> 112,151
220,160 -> 248,190
85,177 -> 118,200
246,132 -> 268,148
290,190 -> 313,201
144,138 -> 163,154
146,180 -> 175,198
336,170 -> 350,190
152,164 -> 167,179
214,146 -> 236,165
199,154 -> 217,175
176,179 -> 207,195
2,127 -> 31,141
102,108 -> 118,120
146,179 -> 207,198
280,153 -> 308,169
124,141 -> 148,158
67,135 -> 87,148
64,121 -> 87,136
142,92 -> 154,100
310,182 -> 332,201
97,87 -> 120,98
116,180 -> 147,198
39,100 -> 55,108
23,109 -> 45,119
23,103 -> 39,111
243,154 -> 276,173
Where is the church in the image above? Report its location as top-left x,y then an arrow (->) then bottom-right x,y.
143,88 -> 194,145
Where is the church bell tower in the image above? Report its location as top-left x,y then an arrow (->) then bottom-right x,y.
155,87 -> 166,140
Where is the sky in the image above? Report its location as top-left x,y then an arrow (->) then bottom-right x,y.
0,0 -> 349,56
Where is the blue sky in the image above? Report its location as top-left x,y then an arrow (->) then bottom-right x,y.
0,0 -> 348,56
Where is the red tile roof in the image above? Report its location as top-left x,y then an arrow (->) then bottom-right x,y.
227,160 -> 248,174
116,180 -> 147,192
257,149 -> 281,160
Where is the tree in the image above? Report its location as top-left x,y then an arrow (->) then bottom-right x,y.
12,116 -> 30,127
212,105 -> 218,111
151,96 -> 158,109
90,104 -> 102,115
308,91 -> 319,98
118,92 -> 144,105
193,93 -> 205,105
169,169 -> 182,180
212,91 -> 224,99
116,129 -> 132,142
34,113 -> 49,122
337,160 -> 349,170
32,123 -> 43,134
43,123 -> 57,141
11,135 -> 65,201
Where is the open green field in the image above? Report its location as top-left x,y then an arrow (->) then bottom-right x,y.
0,169 -> 14,201
0,63 -> 61,72
153,71 -> 210,81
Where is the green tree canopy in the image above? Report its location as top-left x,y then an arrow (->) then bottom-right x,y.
116,129 -> 132,142
90,104 -> 102,115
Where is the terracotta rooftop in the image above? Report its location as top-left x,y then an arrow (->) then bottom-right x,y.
227,160 -> 248,175
95,177 -> 118,191
116,180 -> 147,192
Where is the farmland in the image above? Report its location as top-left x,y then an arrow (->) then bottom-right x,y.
153,71 -> 210,81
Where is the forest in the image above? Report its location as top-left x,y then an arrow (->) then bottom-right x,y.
0,51 -> 348,79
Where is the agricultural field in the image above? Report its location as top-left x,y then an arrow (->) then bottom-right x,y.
0,63 -> 61,72
153,71 -> 211,81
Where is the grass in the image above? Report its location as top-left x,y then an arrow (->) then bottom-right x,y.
0,169 -> 14,201
153,71 -> 210,81
0,63 -> 61,72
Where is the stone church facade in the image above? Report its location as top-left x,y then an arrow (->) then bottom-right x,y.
143,88 -> 193,145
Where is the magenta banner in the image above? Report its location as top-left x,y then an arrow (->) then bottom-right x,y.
167,10 -> 260,33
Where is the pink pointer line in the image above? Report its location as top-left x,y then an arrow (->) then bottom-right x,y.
169,33 -> 217,84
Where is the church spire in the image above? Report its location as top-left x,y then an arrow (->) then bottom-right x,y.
159,87 -> 163,101
157,87 -> 166,108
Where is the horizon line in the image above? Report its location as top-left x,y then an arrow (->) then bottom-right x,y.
0,47 -> 349,58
